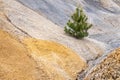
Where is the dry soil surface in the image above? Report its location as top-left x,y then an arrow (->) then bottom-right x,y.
0,30 -> 86,80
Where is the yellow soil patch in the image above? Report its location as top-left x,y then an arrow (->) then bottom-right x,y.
0,30 -> 39,80
24,38 -> 86,80
0,29 -> 86,80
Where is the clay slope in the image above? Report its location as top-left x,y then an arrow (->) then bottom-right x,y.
0,29 -> 86,80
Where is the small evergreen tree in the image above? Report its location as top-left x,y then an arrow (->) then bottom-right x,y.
64,8 -> 92,39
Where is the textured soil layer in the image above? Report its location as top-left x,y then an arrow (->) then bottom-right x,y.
84,48 -> 120,80
0,30 -> 86,80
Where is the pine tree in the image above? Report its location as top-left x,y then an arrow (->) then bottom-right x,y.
64,8 -> 92,39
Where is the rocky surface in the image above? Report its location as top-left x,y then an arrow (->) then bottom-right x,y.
84,48 -> 120,80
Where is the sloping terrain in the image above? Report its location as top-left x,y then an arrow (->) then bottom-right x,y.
0,1 -> 87,78
17,0 -> 120,51
14,1 -> 120,79
17,0 -> 76,26
82,0 -> 120,51
1,0 -> 105,61
0,0 -> 120,80
0,29 -> 86,80
24,38 -> 86,80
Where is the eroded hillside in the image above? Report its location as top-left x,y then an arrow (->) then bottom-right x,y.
1,0 -> 105,61
0,0 -> 120,80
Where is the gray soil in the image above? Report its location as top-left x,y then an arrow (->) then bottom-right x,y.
16,0 -> 120,55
